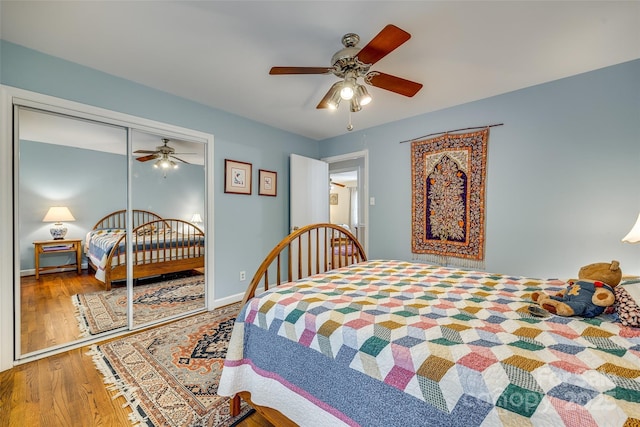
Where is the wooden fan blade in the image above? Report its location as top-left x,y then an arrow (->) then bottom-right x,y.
134,149 -> 157,154
136,154 -> 157,162
316,86 -> 335,109
171,156 -> 191,164
270,67 -> 333,75
356,24 -> 411,66
365,71 -> 423,97
333,181 -> 346,188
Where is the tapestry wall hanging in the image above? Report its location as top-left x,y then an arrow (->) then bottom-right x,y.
411,128 -> 488,268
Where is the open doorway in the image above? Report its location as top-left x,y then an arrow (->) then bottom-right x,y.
329,169 -> 358,233
325,151 -> 367,253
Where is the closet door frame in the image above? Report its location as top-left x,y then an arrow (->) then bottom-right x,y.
0,85 -> 214,367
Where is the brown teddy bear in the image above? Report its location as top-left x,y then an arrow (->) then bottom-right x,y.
531,260 -> 622,317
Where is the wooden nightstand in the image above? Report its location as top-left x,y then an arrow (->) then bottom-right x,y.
33,239 -> 82,279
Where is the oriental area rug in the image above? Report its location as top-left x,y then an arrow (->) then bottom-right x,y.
73,274 -> 205,336
411,128 -> 489,269
90,302 -> 253,427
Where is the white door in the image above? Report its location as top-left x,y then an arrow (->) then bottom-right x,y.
290,154 -> 329,278
290,153 -> 329,230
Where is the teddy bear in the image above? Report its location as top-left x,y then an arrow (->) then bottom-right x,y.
531,260 -> 622,317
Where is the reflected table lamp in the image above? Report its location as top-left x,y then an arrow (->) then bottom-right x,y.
191,213 -> 203,229
43,206 -> 76,240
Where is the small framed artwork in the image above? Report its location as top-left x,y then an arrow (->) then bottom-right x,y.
330,193 -> 339,205
258,169 -> 277,197
224,159 -> 252,195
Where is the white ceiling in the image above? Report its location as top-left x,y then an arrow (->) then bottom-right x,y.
331,171 -> 358,185
18,108 -> 206,164
2,1 -> 639,141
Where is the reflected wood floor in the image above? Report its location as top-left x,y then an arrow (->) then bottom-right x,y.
21,270 -> 105,354
5,271 -> 273,427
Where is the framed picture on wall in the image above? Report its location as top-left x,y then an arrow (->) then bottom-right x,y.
258,169 -> 277,197
330,193 -> 339,205
224,159 -> 252,195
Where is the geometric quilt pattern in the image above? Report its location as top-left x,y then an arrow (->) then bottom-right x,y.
242,260 -> 640,426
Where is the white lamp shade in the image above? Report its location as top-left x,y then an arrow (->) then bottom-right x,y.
622,213 -> 640,243
191,213 -> 203,223
43,206 -> 75,239
42,206 -> 75,223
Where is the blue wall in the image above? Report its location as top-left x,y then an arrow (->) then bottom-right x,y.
2,40 -> 319,299
4,40 -> 640,286
320,59 -> 640,279
18,140 -> 206,271
19,141 -> 127,270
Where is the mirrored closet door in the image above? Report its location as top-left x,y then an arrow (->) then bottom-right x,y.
14,96 -> 211,360
16,106 -> 128,356
130,129 -> 206,328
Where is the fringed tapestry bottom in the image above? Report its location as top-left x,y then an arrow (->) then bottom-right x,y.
412,253 -> 486,270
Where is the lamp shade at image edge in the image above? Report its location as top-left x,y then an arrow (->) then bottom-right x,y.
622,213 -> 640,244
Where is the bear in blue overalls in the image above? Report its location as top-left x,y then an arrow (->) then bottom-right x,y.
531,260 -> 622,317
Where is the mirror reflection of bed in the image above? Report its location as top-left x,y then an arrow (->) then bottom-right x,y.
84,209 -> 205,329
17,108 -> 207,357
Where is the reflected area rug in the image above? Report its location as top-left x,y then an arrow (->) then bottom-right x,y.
90,302 -> 253,426
73,274 -> 205,336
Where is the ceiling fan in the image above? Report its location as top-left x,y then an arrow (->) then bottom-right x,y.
134,138 -> 192,169
269,24 -> 423,116
330,178 -> 346,188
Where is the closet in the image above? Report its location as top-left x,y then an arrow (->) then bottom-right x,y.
11,90 -> 212,361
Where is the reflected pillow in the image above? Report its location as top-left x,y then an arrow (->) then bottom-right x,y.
136,224 -> 157,236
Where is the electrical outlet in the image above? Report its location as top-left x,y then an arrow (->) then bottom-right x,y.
239,271 -> 246,281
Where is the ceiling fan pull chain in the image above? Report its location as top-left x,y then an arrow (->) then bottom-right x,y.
347,109 -> 354,131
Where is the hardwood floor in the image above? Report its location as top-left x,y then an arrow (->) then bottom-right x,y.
4,270 -> 273,426
1,346 -> 273,426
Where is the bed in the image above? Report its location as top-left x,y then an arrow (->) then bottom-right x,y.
330,224 -> 361,270
219,223 -> 640,426
85,210 -> 204,290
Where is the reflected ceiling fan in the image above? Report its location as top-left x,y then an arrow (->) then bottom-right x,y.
134,138 -> 192,170
330,178 -> 346,188
270,24 -> 423,121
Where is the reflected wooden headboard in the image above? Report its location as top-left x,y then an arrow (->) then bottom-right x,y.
91,209 -> 164,230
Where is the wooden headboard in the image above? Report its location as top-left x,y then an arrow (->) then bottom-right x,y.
242,223 -> 366,305
91,209 -> 164,230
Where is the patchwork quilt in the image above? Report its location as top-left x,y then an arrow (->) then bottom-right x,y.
219,260 -> 640,426
85,229 -> 126,282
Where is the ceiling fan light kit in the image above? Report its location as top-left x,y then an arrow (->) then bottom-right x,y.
269,24 -> 423,130
355,85 -> 372,106
135,138 -> 193,174
153,155 -> 178,170
340,74 -> 357,100
326,81 -> 343,110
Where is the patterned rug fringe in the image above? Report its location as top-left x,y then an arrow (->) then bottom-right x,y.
72,295 -> 93,338
87,345 -> 150,426
412,253 -> 485,270
86,304 -> 248,427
